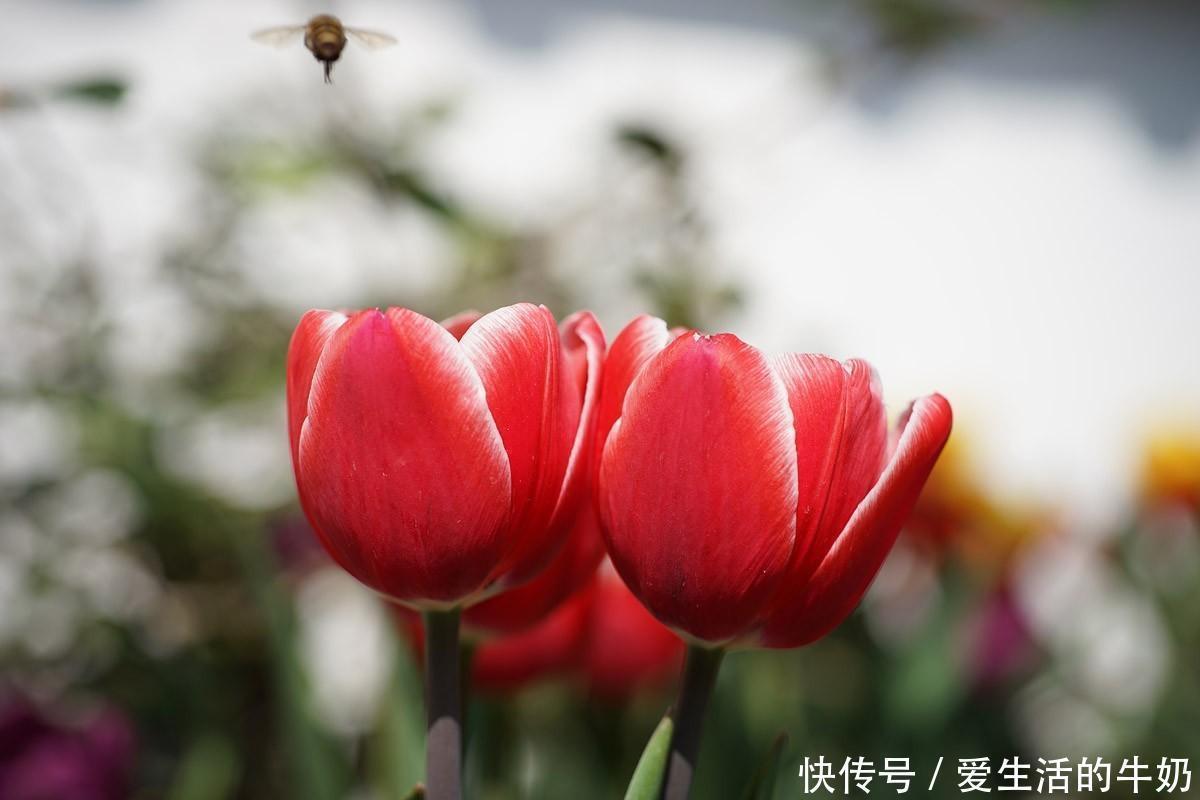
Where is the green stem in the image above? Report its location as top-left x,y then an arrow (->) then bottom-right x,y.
661,645 -> 725,800
422,609 -> 463,800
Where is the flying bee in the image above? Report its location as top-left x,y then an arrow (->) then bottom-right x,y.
252,14 -> 396,83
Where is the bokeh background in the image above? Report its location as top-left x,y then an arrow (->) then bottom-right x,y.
2,0 -> 1199,797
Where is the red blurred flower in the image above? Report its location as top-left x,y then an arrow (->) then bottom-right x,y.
470,588 -> 592,693
396,586 -> 590,694
596,316 -> 952,648
286,303 -> 604,608
397,558 -> 682,699
578,562 -> 683,702
464,504 -> 606,635
393,504 -> 605,691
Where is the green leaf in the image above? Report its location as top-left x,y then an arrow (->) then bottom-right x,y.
624,715 -> 674,800
615,123 -> 684,175
166,734 -> 238,800
235,533 -> 348,800
741,733 -> 788,800
53,77 -> 128,105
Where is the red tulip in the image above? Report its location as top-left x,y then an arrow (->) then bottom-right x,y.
286,303 -> 604,608
596,316 -> 952,647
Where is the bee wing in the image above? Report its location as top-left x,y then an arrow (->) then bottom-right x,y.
250,25 -> 307,47
345,27 -> 398,50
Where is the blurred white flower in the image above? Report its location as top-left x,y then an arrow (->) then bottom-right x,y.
1014,675 -> 1118,758
295,568 -> 395,738
0,510 -> 41,567
1130,506 -> 1200,593
0,557 -> 28,647
1015,534 -> 1169,715
232,178 -> 454,313
0,401 -> 78,487
103,279 -> 210,381
863,538 -> 942,647
156,397 -> 294,511
0,316 -> 74,390
52,546 -> 160,622
37,468 -> 142,545
23,592 -> 81,660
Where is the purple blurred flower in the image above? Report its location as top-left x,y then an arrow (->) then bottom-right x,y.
969,584 -> 1036,688
270,513 -> 330,576
0,694 -> 135,800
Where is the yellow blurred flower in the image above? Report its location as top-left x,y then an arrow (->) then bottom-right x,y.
1140,425 -> 1200,513
905,428 -> 1053,576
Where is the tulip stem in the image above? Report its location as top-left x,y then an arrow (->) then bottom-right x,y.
661,645 -> 725,800
422,608 -> 463,800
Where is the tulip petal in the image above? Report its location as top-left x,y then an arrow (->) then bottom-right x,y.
296,308 -> 512,604
593,315 -> 672,477
460,303 -> 582,575
771,354 -> 847,576
465,504 -> 606,634
544,311 -> 605,529
478,312 -> 606,591
286,309 -> 348,468
823,360 -> 888,536
599,333 -> 798,644
440,310 -> 482,340
286,309 -> 355,575
779,357 -> 887,584
759,393 -> 952,648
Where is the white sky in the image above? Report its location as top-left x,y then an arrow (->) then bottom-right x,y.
2,0 -> 1198,523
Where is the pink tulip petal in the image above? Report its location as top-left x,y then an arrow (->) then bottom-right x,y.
296,308 -> 512,604
440,310 -> 482,340
759,393 -> 952,648
461,304 -> 582,576
599,333 -> 798,644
